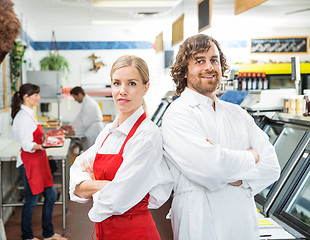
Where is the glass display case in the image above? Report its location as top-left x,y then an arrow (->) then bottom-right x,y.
151,98 -> 172,127
273,126 -> 307,170
263,122 -> 284,145
271,141 -> 310,239
255,124 -> 310,216
285,171 -> 310,228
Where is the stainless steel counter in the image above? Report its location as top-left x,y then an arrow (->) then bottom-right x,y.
0,138 -> 71,235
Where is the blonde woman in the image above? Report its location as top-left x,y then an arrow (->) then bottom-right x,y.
70,55 -> 173,240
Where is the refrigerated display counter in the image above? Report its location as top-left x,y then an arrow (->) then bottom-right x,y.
151,98 -> 173,127
255,123 -> 310,216
247,110 -> 310,239
269,140 -> 310,239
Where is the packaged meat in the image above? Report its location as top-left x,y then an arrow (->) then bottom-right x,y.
60,125 -> 75,136
43,129 -> 65,148
46,129 -> 65,138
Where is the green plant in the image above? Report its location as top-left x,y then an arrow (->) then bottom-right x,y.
10,40 -> 27,92
40,51 -> 70,77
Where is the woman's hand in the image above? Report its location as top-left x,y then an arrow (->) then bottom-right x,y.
74,180 -> 110,199
32,144 -> 43,151
81,158 -> 95,180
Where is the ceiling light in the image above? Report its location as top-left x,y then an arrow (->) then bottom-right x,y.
93,1 -> 176,8
91,20 -> 138,25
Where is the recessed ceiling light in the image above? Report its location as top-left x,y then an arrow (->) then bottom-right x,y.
93,1 -> 176,8
91,20 -> 138,25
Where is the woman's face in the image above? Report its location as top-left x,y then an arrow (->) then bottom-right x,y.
111,65 -> 149,119
24,93 -> 40,108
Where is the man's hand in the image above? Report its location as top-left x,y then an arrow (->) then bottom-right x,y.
248,148 -> 259,164
228,149 -> 259,187
229,180 -> 242,186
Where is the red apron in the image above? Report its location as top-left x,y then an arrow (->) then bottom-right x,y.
21,123 -> 54,195
93,112 -> 160,240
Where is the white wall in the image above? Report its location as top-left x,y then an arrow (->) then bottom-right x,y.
6,0 -> 310,123
0,111 -> 14,151
28,48 -> 172,121
204,11 -> 310,65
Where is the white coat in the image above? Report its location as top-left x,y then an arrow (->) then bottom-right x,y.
162,88 -> 280,240
71,94 -> 104,148
12,104 -> 39,168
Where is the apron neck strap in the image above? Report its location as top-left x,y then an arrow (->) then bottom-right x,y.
119,112 -> 146,154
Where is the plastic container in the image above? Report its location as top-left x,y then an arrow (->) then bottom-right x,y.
296,95 -> 304,116
303,90 -> 310,116
288,96 -> 296,114
283,97 -> 289,113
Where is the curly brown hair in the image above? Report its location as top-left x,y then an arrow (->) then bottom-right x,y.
0,0 -> 21,63
170,34 -> 229,95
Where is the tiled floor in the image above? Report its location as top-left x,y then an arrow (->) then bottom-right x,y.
4,197 -> 173,240
4,200 -> 94,240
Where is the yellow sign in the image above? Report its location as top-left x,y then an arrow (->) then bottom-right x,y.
258,219 -> 274,226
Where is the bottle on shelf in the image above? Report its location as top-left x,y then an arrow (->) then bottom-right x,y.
257,72 -> 263,90
242,72 -> 247,90
234,72 -> 241,91
262,72 -> 269,90
238,72 -> 243,91
251,72 -> 257,90
247,72 -> 252,90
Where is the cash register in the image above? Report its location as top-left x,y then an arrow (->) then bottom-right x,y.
240,89 -> 296,112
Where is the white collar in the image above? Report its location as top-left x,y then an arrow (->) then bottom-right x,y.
21,104 -> 35,116
182,87 -> 216,108
21,104 -> 37,122
108,106 -> 145,136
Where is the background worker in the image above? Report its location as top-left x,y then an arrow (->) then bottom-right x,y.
70,86 -> 104,148
11,83 -> 67,240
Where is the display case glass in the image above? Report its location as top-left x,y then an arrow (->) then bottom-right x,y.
151,98 -> 171,127
263,122 -> 284,145
271,142 -> 310,239
260,126 -> 307,199
284,169 -> 310,228
255,124 -> 310,216
274,127 -> 306,170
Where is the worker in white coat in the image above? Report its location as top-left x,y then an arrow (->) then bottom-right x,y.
70,86 -> 104,148
162,34 -> 281,240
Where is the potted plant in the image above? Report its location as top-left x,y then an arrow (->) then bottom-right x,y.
39,51 -> 69,77
10,40 -> 27,92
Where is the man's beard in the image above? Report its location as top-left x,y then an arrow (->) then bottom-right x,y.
189,73 -> 220,96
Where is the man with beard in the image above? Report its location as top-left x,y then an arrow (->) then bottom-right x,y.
161,34 -> 280,240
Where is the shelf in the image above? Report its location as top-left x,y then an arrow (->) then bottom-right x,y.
274,112 -> 310,126
235,63 -> 310,75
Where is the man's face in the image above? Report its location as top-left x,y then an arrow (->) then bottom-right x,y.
186,42 -> 222,99
72,93 -> 83,103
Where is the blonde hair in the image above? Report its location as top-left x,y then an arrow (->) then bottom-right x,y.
110,55 -> 149,115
